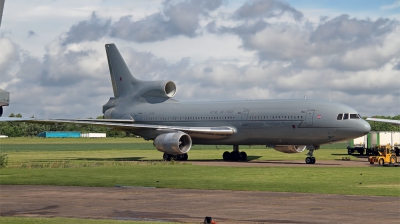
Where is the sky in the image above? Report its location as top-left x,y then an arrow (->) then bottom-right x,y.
0,0 -> 399,119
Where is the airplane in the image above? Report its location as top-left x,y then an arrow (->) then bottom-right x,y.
0,44 -> 371,164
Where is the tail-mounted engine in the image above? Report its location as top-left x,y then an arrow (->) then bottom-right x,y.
154,131 -> 192,155
141,80 -> 176,98
274,145 -> 306,153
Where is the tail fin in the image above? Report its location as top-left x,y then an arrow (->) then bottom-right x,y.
105,44 -> 138,97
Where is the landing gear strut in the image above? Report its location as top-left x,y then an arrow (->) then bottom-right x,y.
163,153 -> 188,161
223,145 -> 247,161
305,145 -> 320,164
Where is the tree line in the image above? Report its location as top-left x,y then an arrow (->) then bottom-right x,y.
0,114 -> 135,137
0,113 -> 399,137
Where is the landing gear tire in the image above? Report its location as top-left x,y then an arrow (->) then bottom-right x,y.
305,145 -> 319,164
230,151 -> 240,161
239,152 -> 247,161
347,148 -> 352,155
222,145 -> 248,162
305,157 -> 316,164
223,151 -> 230,161
163,153 -> 171,161
182,153 -> 188,161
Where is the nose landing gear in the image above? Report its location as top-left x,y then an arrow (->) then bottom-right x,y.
305,145 -> 320,164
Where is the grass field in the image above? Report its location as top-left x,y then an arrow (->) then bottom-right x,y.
0,137 -> 399,197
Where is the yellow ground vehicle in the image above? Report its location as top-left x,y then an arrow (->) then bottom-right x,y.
368,144 -> 398,165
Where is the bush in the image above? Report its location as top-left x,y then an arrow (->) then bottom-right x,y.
0,151 -> 8,168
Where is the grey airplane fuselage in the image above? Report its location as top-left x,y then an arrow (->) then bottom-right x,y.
112,98 -> 370,146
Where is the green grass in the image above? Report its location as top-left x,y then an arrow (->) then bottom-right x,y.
0,217 -> 180,224
1,162 -> 399,196
0,137 -> 347,151
1,137 -> 399,197
2,147 -> 357,166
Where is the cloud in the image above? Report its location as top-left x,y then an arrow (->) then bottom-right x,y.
232,0 -> 303,21
218,13 -> 400,73
0,38 -> 19,79
61,12 -> 111,45
310,15 -> 393,46
28,30 -> 36,38
380,0 -> 400,10
110,0 -> 222,42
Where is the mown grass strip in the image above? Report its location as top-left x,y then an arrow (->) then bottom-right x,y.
0,137 -> 347,151
3,148 -> 359,166
1,164 -> 399,196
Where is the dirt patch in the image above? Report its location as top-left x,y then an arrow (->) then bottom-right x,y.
1,185 -> 399,223
190,158 -> 375,167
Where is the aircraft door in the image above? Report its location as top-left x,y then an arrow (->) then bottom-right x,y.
305,110 -> 314,126
241,111 -> 249,126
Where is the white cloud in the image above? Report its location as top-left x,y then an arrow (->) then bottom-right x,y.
381,0 -> 400,10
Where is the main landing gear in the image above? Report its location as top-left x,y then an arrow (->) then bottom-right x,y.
305,145 -> 320,164
223,145 -> 247,161
163,153 -> 188,161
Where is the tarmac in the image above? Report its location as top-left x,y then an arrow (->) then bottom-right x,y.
1,159 -> 399,223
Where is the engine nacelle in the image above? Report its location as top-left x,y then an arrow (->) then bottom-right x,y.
142,80 -> 177,98
274,145 -> 306,153
154,131 -> 192,155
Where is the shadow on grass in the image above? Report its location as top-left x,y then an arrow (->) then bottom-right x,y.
331,153 -> 370,159
74,157 -> 145,161
190,155 -> 262,162
331,153 -> 353,156
31,157 -> 145,162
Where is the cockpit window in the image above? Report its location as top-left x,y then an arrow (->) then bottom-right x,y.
337,113 -> 343,120
350,114 -> 360,119
343,113 -> 349,120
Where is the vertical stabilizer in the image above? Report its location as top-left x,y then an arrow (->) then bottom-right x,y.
0,0 -> 5,27
105,44 -> 138,97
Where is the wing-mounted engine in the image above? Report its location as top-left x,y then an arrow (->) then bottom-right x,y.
274,145 -> 306,153
154,131 -> 192,155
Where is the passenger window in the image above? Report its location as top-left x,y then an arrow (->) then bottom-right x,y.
343,113 -> 349,120
350,114 -> 359,119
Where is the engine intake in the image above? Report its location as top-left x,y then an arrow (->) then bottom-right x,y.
154,131 -> 192,155
274,145 -> 306,153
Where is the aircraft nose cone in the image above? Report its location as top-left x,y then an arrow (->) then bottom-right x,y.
359,120 -> 371,134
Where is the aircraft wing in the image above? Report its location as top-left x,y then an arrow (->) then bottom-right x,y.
0,117 -> 235,139
366,118 -> 400,126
